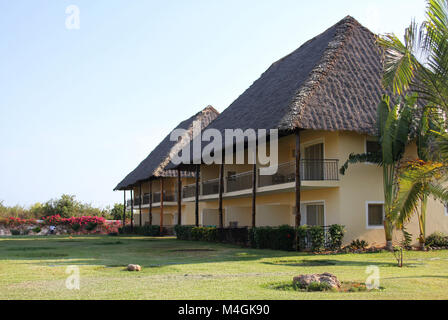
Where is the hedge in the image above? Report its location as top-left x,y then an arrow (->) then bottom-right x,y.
119,225 -> 162,236
174,224 -> 345,252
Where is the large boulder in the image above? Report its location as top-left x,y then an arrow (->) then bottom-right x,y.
293,273 -> 340,289
127,264 -> 142,271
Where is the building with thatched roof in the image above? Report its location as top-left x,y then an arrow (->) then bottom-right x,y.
116,16 -> 448,245
114,106 -> 219,229
170,16 -> 447,245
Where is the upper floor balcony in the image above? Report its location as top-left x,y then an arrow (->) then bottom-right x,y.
182,159 -> 339,200
127,191 -> 177,207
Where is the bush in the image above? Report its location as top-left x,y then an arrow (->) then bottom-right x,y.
119,225 -> 162,236
10,229 -> 20,236
426,232 -> 448,247
308,226 -> 325,252
328,224 -> 345,250
306,281 -> 332,292
190,227 -> 217,242
350,239 -> 369,250
216,228 -> 249,245
296,225 -> 308,251
71,223 -> 81,232
174,225 -> 195,240
85,222 -> 98,231
32,226 -> 41,233
252,225 -> 295,251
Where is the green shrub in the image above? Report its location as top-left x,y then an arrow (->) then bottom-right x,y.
71,223 -> 81,232
309,226 -> 325,252
252,225 -> 295,251
426,232 -> 448,247
307,281 -> 332,292
328,224 -> 345,250
248,228 -> 256,248
296,225 -> 308,251
118,225 -> 161,236
32,226 -> 41,233
85,222 -> 97,231
350,239 -> 369,250
10,229 -> 20,236
174,225 -> 194,240
189,227 -> 217,241
253,227 -> 274,249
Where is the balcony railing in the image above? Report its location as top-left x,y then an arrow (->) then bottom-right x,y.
129,192 -> 177,206
259,159 -> 339,187
141,159 -> 339,202
183,184 -> 196,198
227,171 -> 253,193
202,178 -> 220,195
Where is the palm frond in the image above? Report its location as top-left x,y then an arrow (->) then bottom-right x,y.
339,152 -> 382,175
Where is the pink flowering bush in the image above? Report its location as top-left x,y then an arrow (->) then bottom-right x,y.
0,214 -> 120,235
1,217 -> 36,226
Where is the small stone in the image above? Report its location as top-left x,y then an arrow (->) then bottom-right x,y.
127,264 -> 142,271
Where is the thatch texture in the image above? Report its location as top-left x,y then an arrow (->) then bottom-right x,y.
203,16 -> 385,136
114,106 -> 219,190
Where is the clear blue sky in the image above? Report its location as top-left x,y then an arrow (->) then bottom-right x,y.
0,0 -> 426,208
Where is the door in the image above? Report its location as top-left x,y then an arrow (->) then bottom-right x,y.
304,143 -> 324,180
306,203 -> 325,226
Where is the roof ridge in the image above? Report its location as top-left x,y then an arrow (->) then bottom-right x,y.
280,16 -> 365,129
153,105 -> 219,177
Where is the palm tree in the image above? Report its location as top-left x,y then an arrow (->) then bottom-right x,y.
392,107 -> 448,248
340,94 -> 415,250
378,0 -> 448,115
377,0 -> 448,249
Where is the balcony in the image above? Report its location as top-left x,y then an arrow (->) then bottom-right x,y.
202,178 -> 220,195
227,171 -> 252,193
129,192 -> 177,206
258,159 -> 339,188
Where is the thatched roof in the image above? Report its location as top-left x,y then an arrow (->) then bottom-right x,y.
203,16 -> 384,136
114,106 -> 219,190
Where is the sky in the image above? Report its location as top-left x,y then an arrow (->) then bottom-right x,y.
0,0 -> 427,208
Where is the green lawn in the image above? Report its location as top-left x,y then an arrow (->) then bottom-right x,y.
0,235 -> 447,299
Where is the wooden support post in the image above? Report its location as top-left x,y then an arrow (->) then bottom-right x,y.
139,181 -> 142,227
149,180 -> 153,226
252,163 -> 257,228
295,129 -> 301,227
130,188 -> 134,230
160,178 -> 164,235
177,168 -> 182,226
123,190 -> 126,226
218,163 -> 224,228
195,164 -> 200,227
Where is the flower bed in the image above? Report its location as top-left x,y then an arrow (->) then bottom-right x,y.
0,215 -> 121,236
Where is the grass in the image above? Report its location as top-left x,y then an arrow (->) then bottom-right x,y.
0,235 -> 448,299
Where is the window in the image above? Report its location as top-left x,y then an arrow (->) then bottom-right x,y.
306,204 -> 325,226
366,139 -> 381,154
445,203 -> 448,216
366,202 -> 384,228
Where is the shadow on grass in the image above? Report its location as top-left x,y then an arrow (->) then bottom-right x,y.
0,236 -> 424,270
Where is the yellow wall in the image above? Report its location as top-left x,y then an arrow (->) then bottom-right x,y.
150,129 -> 448,246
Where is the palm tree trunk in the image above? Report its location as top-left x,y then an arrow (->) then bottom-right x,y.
418,195 -> 428,250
